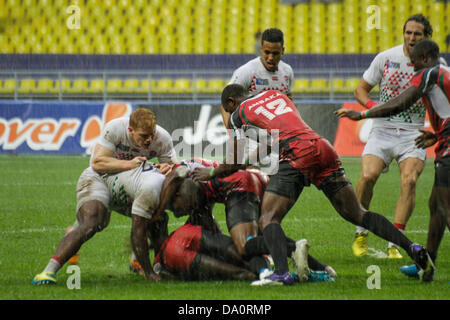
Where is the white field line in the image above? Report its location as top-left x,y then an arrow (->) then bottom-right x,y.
0,181 -> 75,186
0,219 -> 428,236
0,221 -> 186,235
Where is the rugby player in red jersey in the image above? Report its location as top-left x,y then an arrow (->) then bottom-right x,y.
192,84 -> 433,285
152,164 -> 336,282
336,39 -> 449,281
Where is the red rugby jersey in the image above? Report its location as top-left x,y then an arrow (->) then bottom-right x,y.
229,90 -> 319,142
410,65 -> 450,158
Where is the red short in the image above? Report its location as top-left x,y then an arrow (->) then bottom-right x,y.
156,224 -> 202,272
203,169 -> 268,203
287,137 -> 342,187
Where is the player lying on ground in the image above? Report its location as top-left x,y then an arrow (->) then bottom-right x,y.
151,162 -> 337,283
192,84 -> 434,285
336,39 -> 449,282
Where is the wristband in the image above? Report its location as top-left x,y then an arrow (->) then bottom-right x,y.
209,167 -> 215,177
365,100 -> 376,109
244,157 -> 250,165
359,110 -> 370,119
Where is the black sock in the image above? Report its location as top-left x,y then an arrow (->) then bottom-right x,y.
244,236 -> 267,257
263,223 -> 289,274
307,255 -> 326,271
245,236 -> 297,257
361,211 -> 413,256
249,256 -> 269,275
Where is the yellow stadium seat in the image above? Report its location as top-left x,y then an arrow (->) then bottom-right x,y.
193,78 -> 208,93
310,78 -> 328,93
59,78 -> 72,92
330,78 -> 345,93
70,78 -> 89,93
153,78 -> 173,93
292,78 -> 309,93
122,78 -> 140,93
0,79 -> 16,93
344,77 -> 361,93
172,78 -> 192,93
106,78 -> 123,93
34,78 -> 57,93
4,0 -> 435,56
87,78 -> 105,93
372,84 -> 380,93
138,79 -> 152,93
206,78 -> 224,93
18,78 -> 36,93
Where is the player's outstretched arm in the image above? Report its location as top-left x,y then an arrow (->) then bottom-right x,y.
191,138 -> 245,181
336,86 -> 423,121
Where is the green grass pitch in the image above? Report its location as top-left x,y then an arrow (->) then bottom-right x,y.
0,155 -> 448,300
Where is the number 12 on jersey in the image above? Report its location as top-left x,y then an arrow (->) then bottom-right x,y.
254,98 -> 293,120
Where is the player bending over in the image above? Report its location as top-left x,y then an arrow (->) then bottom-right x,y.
192,84 -> 433,285
153,161 -> 336,283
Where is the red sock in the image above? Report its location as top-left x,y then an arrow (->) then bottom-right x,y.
52,255 -> 63,265
393,223 -> 406,231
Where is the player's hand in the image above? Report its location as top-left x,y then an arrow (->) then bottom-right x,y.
145,272 -> 162,282
130,156 -> 146,169
155,163 -> 173,175
334,108 -> 362,121
192,167 -> 214,181
415,129 -> 437,149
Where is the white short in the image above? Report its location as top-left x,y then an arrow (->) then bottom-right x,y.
362,127 -> 426,170
76,163 -> 165,220
76,167 -> 110,213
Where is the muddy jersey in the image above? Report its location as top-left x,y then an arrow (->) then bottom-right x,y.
363,44 -> 426,130
228,57 -> 293,97
93,117 -> 176,165
410,65 -> 450,158
103,161 -> 165,219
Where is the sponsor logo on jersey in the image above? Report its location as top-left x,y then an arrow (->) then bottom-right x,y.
255,78 -> 269,85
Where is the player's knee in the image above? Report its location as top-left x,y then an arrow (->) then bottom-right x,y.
359,170 -> 379,186
77,201 -> 109,237
400,174 -> 418,191
259,213 -> 278,230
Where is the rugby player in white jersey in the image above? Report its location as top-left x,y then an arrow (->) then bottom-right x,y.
351,14 -> 433,259
32,108 -> 177,284
220,28 -> 294,130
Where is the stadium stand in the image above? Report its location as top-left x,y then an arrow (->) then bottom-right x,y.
0,0 -> 449,99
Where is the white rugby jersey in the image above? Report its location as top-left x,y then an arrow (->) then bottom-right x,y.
228,57 -> 293,97
93,117 -> 177,165
363,44 -> 426,130
104,161 -> 165,219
